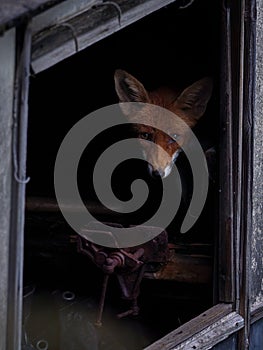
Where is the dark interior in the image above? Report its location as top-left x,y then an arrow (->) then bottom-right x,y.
24,1 -> 221,349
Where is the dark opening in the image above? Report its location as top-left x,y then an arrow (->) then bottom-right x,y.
24,1 -> 221,349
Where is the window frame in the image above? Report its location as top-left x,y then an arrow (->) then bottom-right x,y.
1,0 -> 257,349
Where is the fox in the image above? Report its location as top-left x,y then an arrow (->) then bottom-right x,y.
114,69 -> 213,178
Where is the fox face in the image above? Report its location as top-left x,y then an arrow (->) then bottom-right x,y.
114,69 -> 213,178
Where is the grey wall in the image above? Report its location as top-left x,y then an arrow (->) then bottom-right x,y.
251,0 -> 263,309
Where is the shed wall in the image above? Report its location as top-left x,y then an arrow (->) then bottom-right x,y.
251,0 -> 263,308
0,28 -> 16,350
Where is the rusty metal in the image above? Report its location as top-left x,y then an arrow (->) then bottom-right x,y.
95,274 -> 109,327
116,299 -> 139,319
76,222 -> 169,324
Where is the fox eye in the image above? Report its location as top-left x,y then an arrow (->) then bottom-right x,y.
139,132 -> 152,140
168,134 -> 180,145
168,138 -> 176,144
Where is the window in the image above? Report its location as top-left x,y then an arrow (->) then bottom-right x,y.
0,0 -> 259,349
25,1 -> 221,348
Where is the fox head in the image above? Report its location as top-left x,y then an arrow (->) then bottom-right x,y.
114,69 -> 213,178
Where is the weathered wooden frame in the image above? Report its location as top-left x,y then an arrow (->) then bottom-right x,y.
31,0 -> 179,73
0,0 -> 260,349
146,0 -> 257,349
0,27 -> 16,350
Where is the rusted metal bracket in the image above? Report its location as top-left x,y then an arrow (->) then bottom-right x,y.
75,222 -> 169,325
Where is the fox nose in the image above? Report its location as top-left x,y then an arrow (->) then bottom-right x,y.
147,164 -> 165,178
151,169 -> 165,178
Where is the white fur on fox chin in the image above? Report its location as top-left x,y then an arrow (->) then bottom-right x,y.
163,150 -> 182,178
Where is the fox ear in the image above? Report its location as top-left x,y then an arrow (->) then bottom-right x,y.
175,77 -> 213,122
114,69 -> 150,103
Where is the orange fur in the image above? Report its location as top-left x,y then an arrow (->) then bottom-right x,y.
114,69 -> 213,178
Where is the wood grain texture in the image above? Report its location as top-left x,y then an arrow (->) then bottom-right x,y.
31,0 -> 178,73
237,0 -> 256,348
6,23 -> 32,350
251,0 -> 263,310
171,312 -> 243,350
144,246 -> 212,284
31,0 -> 98,34
217,1 -> 235,303
144,304 -> 236,350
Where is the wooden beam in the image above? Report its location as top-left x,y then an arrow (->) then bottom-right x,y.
144,304 -> 243,350
31,0 -> 98,34
144,245 -> 212,284
31,0 -> 178,73
237,0 -> 256,347
6,23 -> 32,350
169,312 -> 244,350
217,0 -> 235,304
251,302 -> 263,325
